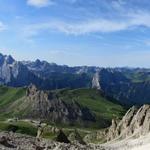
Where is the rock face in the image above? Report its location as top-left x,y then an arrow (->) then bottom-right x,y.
92,71 -> 101,90
98,68 -> 150,106
107,105 -> 150,141
0,53 -> 42,87
22,84 -> 96,125
68,129 -> 86,145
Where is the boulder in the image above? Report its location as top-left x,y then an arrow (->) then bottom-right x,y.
56,130 -> 70,144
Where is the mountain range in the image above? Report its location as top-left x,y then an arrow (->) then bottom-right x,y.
1,53 -> 150,149
1,53 -> 150,106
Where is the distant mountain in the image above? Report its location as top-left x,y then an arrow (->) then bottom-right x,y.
99,68 -> 150,106
22,59 -> 98,90
0,53 -> 93,89
22,59 -> 98,78
1,53 -> 150,106
0,53 -> 42,87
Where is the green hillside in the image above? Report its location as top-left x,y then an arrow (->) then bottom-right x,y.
0,86 -> 26,119
0,86 -> 26,106
0,121 -> 37,136
56,88 -> 126,127
0,86 -> 126,128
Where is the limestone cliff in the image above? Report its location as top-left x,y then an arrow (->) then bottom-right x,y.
92,71 -> 101,90
107,105 -> 150,141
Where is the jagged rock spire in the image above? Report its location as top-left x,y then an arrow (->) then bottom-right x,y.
26,84 -> 38,96
92,71 -> 101,90
107,105 -> 150,141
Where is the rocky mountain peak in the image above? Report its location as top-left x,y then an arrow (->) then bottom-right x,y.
5,55 -> 15,64
26,84 -> 38,96
35,59 -> 41,65
23,87 -> 96,125
0,53 -> 4,60
0,53 -> 15,65
92,71 -> 101,90
107,104 -> 150,141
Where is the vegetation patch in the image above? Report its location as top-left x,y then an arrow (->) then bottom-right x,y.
0,121 -> 37,136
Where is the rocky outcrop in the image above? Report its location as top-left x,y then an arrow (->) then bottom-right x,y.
56,130 -> 70,143
0,54 -> 14,83
0,132 -> 106,150
107,105 -> 150,141
84,128 -> 108,144
92,71 -> 101,90
68,129 -> 86,145
0,136 -> 16,148
21,85 -> 96,125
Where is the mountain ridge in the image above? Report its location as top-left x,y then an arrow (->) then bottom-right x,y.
1,53 -> 150,106
0,85 -> 125,128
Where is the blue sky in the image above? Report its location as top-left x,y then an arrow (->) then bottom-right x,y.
1,0 -> 150,67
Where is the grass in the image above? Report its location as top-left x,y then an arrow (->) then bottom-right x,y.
0,86 -> 126,143
58,88 -> 125,120
0,86 -> 126,129
54,89 -> 126,128
0,86 -> 26,119
42,132 -> 57,139
0,86 -> 26,108
0,121 -> 37,136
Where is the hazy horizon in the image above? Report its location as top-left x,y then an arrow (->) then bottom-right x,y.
1,51 -> 150,69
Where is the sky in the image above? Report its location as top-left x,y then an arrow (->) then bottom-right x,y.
1,0 -> 150,67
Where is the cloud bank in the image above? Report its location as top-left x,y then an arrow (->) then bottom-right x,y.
27,0 -> 54,7
23,11 -> 150,36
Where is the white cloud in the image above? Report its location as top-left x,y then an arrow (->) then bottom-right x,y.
27,0 -> 54,8
22,19 -> 128,37
22,10 -> 150,36
0,22 -> 6,32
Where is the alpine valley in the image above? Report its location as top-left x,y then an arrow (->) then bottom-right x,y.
1,53 -> 150,149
